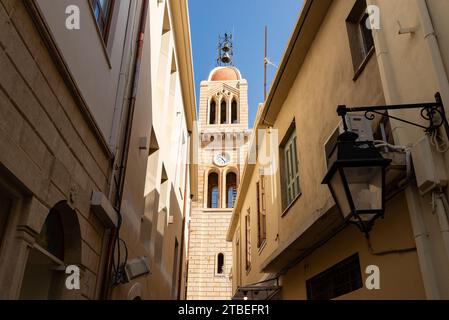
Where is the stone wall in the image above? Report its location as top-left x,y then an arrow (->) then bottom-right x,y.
0,0 -> 109,299
186,209 -> 233,300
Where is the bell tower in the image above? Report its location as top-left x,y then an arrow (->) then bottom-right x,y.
186,35 -> 251,300
217,33 -> 234,66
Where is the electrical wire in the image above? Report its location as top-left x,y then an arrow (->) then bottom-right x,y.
374,140 -> 413,188
112,175 -> 129,286
431,130 -> 449,153
365,234 -> 416,256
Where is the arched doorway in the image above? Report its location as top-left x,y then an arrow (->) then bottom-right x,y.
19,202 -> 81,300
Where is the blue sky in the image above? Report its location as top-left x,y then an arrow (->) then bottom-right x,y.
188,0 -> 304,127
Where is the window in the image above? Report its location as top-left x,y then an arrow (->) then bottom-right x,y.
209,100 -> 217,125
216,253 -> 225,275
221,100 -> 227,124
256,178 -> 267,248
346,0 -> 375,75
226,172 -> 237,208
231,100 -> 238,124
306,254 -> 363,300
90,0 -> 114,41
208,172 -> 220,208
280,122 -> 301,210
245,209 -> 251,271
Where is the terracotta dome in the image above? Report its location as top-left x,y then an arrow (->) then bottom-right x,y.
208,67 -> 241,81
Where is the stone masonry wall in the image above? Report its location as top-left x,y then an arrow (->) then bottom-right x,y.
186,209 -> 233,300
0,1 -> 109,299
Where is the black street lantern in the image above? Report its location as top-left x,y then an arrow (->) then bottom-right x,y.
322,93 -> 446,236
322,130 -> 391,236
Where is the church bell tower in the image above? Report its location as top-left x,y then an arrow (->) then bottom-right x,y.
186,34 -> 251,300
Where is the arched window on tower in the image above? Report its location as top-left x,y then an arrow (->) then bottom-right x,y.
231,99 -> 238,124
220,100 -> 227,124
226,172 -> 237,208
216,253 -> 225,275
209,100 -> 217,125
208,172 -> 219,208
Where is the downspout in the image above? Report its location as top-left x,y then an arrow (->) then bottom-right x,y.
177,133 -> 192,300
366,0 -> 441,299
100,0 -> 136,300
434,190 -> 449,260
116,0 -> 149,209
416,0 -> 449,295
415,0 -> 449,112
102,0 -> 149,299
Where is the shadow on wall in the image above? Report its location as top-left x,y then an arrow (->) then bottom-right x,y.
140,184 -> 184,299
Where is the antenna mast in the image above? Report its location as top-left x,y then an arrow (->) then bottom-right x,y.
264,26 -> 268,100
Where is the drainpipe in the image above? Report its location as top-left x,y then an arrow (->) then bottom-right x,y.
416,0 -> 449,295
102,0 -> 149,299
415,0 -> 449,112
177,133 -> 191,300
366,0 -> 441,299
434,190 -> 449,260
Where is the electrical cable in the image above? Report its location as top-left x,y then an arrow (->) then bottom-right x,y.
365,234 -> 416,256
431,130 -> 449,153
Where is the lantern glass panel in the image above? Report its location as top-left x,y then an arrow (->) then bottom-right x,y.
343,166 -> 382,212
329,170 -> 352,219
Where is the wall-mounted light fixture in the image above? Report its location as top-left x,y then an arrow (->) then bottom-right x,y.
322,93 -> 446,237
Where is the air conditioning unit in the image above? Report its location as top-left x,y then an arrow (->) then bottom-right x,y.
411,135 -> 448,195
324,115 -> 374,169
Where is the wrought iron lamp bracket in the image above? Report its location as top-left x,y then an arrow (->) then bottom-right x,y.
337,92 -> 447,135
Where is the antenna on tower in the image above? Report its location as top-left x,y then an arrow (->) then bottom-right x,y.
217,33 -> 234,66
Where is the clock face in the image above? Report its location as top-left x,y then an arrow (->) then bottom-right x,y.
214,152 -> 231,167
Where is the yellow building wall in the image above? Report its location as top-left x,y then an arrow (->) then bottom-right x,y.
231,0 -> 428,299
281,194 -> 425,300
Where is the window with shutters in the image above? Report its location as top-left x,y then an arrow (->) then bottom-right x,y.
245,209 -> 251,272
256,178 -> 267,248
346,0 -> 375,79
280,122 -> 301,211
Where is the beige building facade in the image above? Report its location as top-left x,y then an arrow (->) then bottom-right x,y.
0,0 -> 196,300
227,0 -> 449,300
186,66 -> 251,300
